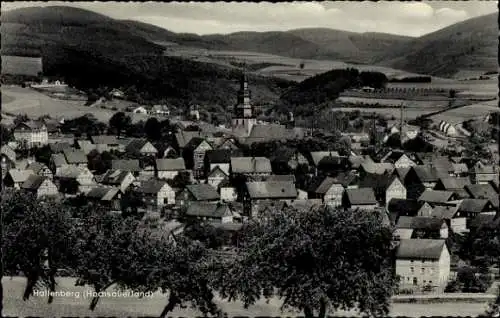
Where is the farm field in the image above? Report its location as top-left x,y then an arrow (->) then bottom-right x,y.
337,96 -> 449,109
430,99 -> 499,124
1,86 -> 151,124
387,79 -> 498,96
335,107 -> 439,120
3,277 -> 491,317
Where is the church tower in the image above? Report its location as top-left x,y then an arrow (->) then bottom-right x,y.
232,72 -> 256,136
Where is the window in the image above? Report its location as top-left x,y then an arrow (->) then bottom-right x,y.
410,260 -> 414,263
421,268 -> 425,274
413,278 -> 418,286
410,267 -> 414,273
429,281 -> 433,284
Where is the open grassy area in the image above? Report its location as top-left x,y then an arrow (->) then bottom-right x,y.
1,86 -> 151,124
3,276 -> 490,317
431,99 -> 499,124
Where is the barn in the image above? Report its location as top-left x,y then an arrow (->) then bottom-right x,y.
438,121 -> 458,136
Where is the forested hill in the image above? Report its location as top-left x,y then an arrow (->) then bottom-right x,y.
1,6 -> 292,108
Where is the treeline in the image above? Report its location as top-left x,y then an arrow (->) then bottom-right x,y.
277,68 -> 388,116
389,76 -> 431,83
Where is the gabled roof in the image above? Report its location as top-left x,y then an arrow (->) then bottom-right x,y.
381,150 -> 414,164
8,169 -> 34,183
396,239 -> 446,260
428,155 -> 454,173
55,165 -> 92,179
26,162 -> 50,174
14,120 -> 46,131
244,124 -> 302,143
175,131 -> 213,149
436,177 -> 471,190
469,214 -> 500,230
431,205 -> 460,219
456,199 -> 492,213
136,180 -> 169,194
231,157 -> 272,174
21,174 -> 48,190
265,174 -> 296,183
246,181 -> 297,199
418,190 -> 455,204
289,199 -> 323,210
387,198 -> 423,215
1,145 -> 16,163
397,216 -> 445,230
359,173 -> 399,191
156,158 -> 186,171
51,153 -> 68,167
184,137 -> 212,151
49,142 -> 72,153
465,184 -> 499,208
310,151 -> 341,166
185,202 -> 231,218
125,139 -> 157,154
395,167 -> 411,180
86,186 -> 120,201
361,162 -> 395,175
101,169 -> 132,185
77,140 -> 97,155
472,162 -> 496,174
111,159 -> 141,172
185,184 -> 220,201
208,165 -> 228,178
411,165 -> 440,183
452,163 -> 469,174
90,135 -> 120,145
63,149 -> 88,164
344,188 -> 377,205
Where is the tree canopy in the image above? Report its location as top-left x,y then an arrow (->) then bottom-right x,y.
214,206 -> 397,318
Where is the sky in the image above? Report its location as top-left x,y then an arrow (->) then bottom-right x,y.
2,1 -> 498,37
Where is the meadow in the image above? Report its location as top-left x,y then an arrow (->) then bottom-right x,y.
337,96 -> 449,109
3,276 -> 491,317
1,86 -> 151,124
431,99 -> 499,124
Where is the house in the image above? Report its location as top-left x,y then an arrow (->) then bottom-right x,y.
125,139 -> 158,157
395,239 -> 450,293
178,183 -> 220,206
156,144 -> 178,159
1,145 -> 17,177
451,199 -> 496,219
207,166 -> 228,189
185,202 -> 234,223
55,166 -> 95,194
62,149 -> 88,168
90,135 -> 124,152
174,130 -> 213,151
395,216 -> 449,239
230,157 -> 272,180
49,153 -> 68,174
4,169 -> 34,189
381,151 -> 417,168
308,172 -> 357,207
111,159 -> 141,174
110,88 -> 125,99
99,169 -> 135,193
359,173 -> 406,207
26,162 -> 53,179
360,161 -> 395,176
242,124 -> 305,144
433,177 -> 471,198
156,158 -> 186,180
135,180 -> 176,208
418,190 -> 458,206
215,138 -> 239,150
404,165 -> 441,200
470,162 -> 498,184
387,199 -> 430,224
427,156 -> 455,177
451,163 -> 469,177
13,120 -> 49,148
243,181 -> 298,217
85,186 -> 122,210
219,179 -> 237,202
21,175 -> 59,198
150,104 -> 170,116
266,174 -> 296,183
204,149 -> 238,176
183,137 -> 213,179
464,184 -> 499,210
431,205 -> 467,233
342,188 -> 378,211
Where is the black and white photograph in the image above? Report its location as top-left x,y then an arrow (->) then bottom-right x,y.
0,1 -> 499,317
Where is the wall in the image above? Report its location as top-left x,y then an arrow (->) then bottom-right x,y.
396,255 -> 445,292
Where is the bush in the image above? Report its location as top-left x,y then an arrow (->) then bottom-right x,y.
445,279 -> 462,293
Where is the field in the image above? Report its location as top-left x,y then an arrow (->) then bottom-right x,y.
3,277 -> 491,317
1,86 -> 151,124
337,97 -> 449,109
431,99 -> 499,124
334,107 -> 439,120
386,78 -> 498,97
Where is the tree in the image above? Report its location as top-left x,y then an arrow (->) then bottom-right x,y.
34,145 -> 52,166
109,112 -> 131,136
13,114 -> 29,126
183,222 -> 231,250
170,171 -> 192,189
484,288 -> 500,317
144,117 -> 161,141
215,206 -> 398,318
1,124 -> 13,145
449,89 -> 457,99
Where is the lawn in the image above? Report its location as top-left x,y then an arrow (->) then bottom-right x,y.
3,276 -> 491,317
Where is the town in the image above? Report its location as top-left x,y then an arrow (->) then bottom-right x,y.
1,2 -> 499,318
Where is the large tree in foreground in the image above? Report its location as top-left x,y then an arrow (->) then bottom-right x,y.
215,206 -> 397,318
